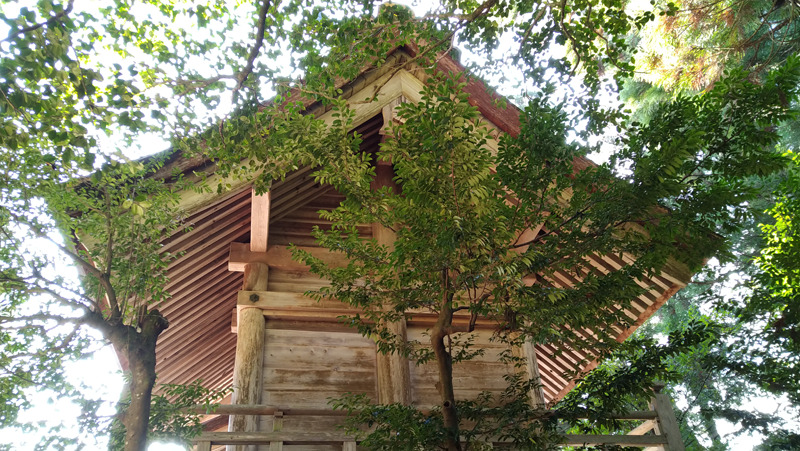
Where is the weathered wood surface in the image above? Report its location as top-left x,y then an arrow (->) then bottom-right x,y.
235,290 -> 499,328
229,263 -> 269,451
376,318 -> 412,405
265,268 -> 330,293
237,291 -> 352,312
407,327 -> 515,408
197,432 -> 669,447
243,264 -> 269,292
268,411 -> 283,451
562,434 -> 668,446
190,404 -> 659,420
628,419 -> 657,435
197,431 -> 354,444
250,190 -> 271,253
194,403 -> 673,450
228,243 -> 349,272
371,161 -> 412,406
651,392 -> 686,451
261,329 -> 377,410
229,306 -> 266,451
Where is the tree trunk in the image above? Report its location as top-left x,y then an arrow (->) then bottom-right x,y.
432,289 -> 461,451
107,309 -> 169,451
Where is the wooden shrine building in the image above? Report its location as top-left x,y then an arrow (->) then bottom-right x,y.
149,46 -> 692,450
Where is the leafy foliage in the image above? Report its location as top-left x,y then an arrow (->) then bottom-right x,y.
631,0 -> 800,91
0,146 -> 188,447
110,380 -> 231,449
1,0 -> 799,448
277,60 -> 799,448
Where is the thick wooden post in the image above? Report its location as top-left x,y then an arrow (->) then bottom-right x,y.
376,319 -> 412,404
372,161 -> 411,405
521,339 -> 547,408
650,390 -> 685,451
228,262 -> 268,451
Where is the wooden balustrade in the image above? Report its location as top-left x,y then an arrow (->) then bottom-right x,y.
190,392 -> 685,451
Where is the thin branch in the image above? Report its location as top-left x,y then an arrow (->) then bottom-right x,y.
4,210 -> 117,317
103,187 -> 114,276
235,0 -> 274,93
0,312 -> 89,328
2,0 -> 74,43
165,74 -> 237,98
510,204 -> 592,249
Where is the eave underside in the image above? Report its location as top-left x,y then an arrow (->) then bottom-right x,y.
153,113 -> 687,407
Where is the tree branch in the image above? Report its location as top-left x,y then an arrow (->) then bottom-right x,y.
235,0 -> 273,93
2,210 -> 119,319
2,0 -> 74,43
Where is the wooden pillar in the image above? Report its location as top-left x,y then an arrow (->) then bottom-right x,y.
372,161 -> 411,405
511,335 -> 546,408
228,262 -> 268,451
650,390 -> 685,451
521,339 -> 547,408
376,318 -> 412,404
512,234 -> 547,408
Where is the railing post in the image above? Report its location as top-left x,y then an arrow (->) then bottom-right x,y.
269,411 -> 284,451
650,388 -> 685,451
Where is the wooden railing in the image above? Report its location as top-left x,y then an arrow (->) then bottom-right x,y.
192,392 -> 684,450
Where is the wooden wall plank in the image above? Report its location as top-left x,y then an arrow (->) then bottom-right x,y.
262,329 -> 377,411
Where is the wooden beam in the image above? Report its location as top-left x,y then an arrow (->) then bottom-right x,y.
189,403 -> 658,420
376,319 -> 411,404
561,434 -> 668,447
250,190 -> 271,253
187,405 -> 349,416
196,431 -> 354,445
198,432 -> 668,447
234,290 -> 498,328
237,290 -> 352,312
228,242 -> 348,272
242,263 -> 269,291
229,263 -> 268,451
628,420 -> 657,435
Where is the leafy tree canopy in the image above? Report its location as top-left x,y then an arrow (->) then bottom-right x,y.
1,0 -> 799,449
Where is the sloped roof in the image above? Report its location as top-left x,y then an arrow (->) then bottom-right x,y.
149,46 -> 692,407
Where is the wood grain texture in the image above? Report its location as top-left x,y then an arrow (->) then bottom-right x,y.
407,327 -> 515,409
262,329 -> 377,411
243,263 -> 269,292
370,162 -> 412,406
229,306 -> 266,451
250,190 -> 271,253
229,243 -> 349,272
651,393 -> 686,451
